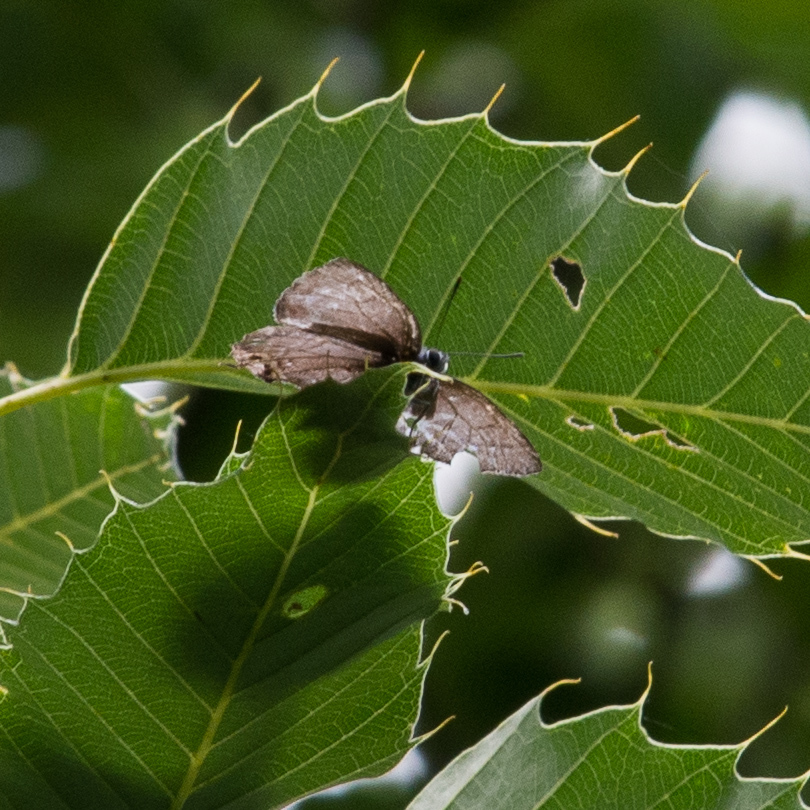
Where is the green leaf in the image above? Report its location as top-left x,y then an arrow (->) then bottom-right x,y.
0,365 -> 176,635
0,367 -> 453,808
57,76 -> 810,555
408,679 -> 805,810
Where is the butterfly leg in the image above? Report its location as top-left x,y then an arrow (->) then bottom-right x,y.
402,372 -> 438,437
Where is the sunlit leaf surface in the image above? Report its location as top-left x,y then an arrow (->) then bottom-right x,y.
0,367 -> 452,808
65,77 -> 810,555
0,367 -> 175,635
409,680 -> 806,810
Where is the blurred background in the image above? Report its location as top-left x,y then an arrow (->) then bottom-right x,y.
2,1 -> 810,806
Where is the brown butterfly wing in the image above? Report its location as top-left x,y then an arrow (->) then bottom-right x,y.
274,258 -> 422,362
398,378 -> 541,476
231,325 -> 388,387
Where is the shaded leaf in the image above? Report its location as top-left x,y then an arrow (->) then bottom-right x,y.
0,367 -> 452,808
0,366 -> 176,635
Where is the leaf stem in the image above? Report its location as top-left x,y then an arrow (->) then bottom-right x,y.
0,360 -> 233,418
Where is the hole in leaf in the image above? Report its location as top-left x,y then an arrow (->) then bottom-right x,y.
282,584 -> 329,619
610,408 -> 696,451
551,256 -> 585,309
566,415 -> 594,431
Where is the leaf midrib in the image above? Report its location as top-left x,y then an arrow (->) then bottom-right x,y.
499,396 -> 803,551
173,368 -> 405,805
475,379 -> 810,435
171,475 -> 322,809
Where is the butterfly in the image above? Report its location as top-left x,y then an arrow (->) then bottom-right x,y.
231,258 -> 540,476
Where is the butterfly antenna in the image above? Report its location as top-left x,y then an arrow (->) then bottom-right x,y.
430,277 -> 462,344
448,351 -> 525,359
430,280 -> 525,362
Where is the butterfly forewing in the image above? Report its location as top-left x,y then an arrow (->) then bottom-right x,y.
398,378 -> 541,477
274,258 -> 422,361
231,325 -> 388,387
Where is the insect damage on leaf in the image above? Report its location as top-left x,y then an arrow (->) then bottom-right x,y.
550,256 -> 585,309
611,407 -> 696,451
231,258 -> 541,477
282,585 -> 329,619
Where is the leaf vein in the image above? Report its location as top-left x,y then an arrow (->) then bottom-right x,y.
472,163 -> 621,378
184,105 -> 310,356
631,259 -> 736,398
701,313 -> 799,408
380,117 -> 480,281
307,103 -> 401,271
99,131 -> 220,370
32,600 -> 186,790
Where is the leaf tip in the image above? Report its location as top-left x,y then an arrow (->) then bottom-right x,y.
446,489 -> 474,522
55,531 -> 75,553
680,169 -> 708,209
443,596 -> 469,614
314,57 -> 341,97
231,419 -> 244,457
98,468 -> 123,503
784,544 -> 810,563
572,513 -> 619,537
226,77 -> 262,125
2,361 -> 23,390
591,114 -> 640,147
622,142 -> 652,176
422,628 -> 450,669
742,555 -> 782,580
402,50 -> 425,95
537,677 -> 583,720
134,393 -> 188,422
412,713 -> 455,746
740,705 -> 789,749
446,560 -> 489,603
483,83 -> 506,119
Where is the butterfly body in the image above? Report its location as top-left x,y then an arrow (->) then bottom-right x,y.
231,258 -> 540,476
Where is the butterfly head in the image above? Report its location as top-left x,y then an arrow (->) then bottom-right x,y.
417,346 -> 449,374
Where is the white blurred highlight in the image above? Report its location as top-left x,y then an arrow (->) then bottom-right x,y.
685,546 -> 748,597
691,90 -> 810,237
605,625 -> 648,650
284,749 -> 428,808
433,451 -> 481,516
121,381 -> 173,404
0,125 -> 45,192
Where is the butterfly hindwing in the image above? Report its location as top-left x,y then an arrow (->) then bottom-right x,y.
231,325 -> 387,387
398,377 -> 541,476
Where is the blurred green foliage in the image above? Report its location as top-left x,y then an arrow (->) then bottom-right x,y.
3,1 -> 810,805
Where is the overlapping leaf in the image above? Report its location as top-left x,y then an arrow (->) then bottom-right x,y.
409,679 -> 806,810
0,367 -> 452,808
0,366 -> 176,636
58,73 -> 810,555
